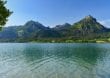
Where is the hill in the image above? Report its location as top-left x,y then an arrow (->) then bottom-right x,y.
0,15 -> 110,42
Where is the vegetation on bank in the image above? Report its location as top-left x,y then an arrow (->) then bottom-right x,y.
0,38 -> 109,43
30,38 -> 110,43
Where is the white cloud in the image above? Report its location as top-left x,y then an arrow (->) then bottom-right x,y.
98,20 -> 110,28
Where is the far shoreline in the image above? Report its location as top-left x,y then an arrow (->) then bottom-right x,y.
29,39 -> 110,43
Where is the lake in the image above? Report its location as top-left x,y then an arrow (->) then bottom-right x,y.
0,43 -> 110,78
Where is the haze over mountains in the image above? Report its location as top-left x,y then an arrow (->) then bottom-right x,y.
0,15 -> 110,42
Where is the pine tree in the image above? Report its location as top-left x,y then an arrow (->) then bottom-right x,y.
0,0 -> 12,29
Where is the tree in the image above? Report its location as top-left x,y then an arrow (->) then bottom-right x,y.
0,0 -> 12,29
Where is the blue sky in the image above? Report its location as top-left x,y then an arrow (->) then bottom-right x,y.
5,0 -> 110,27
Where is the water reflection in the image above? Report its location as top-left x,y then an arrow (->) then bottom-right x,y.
23,45 -> 44,62
23,43 -> 104,65
0,43 -> 110,78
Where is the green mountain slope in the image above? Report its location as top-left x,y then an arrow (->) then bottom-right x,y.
70,15 -> 109,39
0,15 -> 110,42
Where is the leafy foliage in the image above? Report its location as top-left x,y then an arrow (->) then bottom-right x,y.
0,0 -> 12,29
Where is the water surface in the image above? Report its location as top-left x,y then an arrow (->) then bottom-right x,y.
0,43 -> 110,78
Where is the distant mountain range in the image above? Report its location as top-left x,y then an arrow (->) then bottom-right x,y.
0,15 -> 110,42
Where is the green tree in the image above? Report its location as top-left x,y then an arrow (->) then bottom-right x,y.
0,0 -> 12,29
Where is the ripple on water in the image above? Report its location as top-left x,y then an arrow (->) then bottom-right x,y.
0,43 -> 110,78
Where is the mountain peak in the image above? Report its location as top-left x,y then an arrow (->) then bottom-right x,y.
72,15 -> 107,34
85,15 -> 93,18
24,20 -> 45,28
84,15 -> 96,21
76,15 -> 97,24
25,20 -> 41,25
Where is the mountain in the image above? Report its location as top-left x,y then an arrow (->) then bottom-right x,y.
53,23 -> 71,36
0,15 -> 110,42
71,15 -> 107,33
0,21 -> 60,42
17,20 -> 60,38
54,15 -> 110,39
70,15 -> 110,39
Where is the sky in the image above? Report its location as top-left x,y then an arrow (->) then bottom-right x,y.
5,0 -> 110,28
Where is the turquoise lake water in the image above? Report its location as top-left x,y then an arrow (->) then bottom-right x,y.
0,43 -> 110,78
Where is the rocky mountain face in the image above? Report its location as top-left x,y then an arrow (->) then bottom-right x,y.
71,15 -> 107,33
17,20 -> 60,38
70,15 -> 109,39
54,15 -> 110,39
0,20 -> 60,42
0,15 -> 110,42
